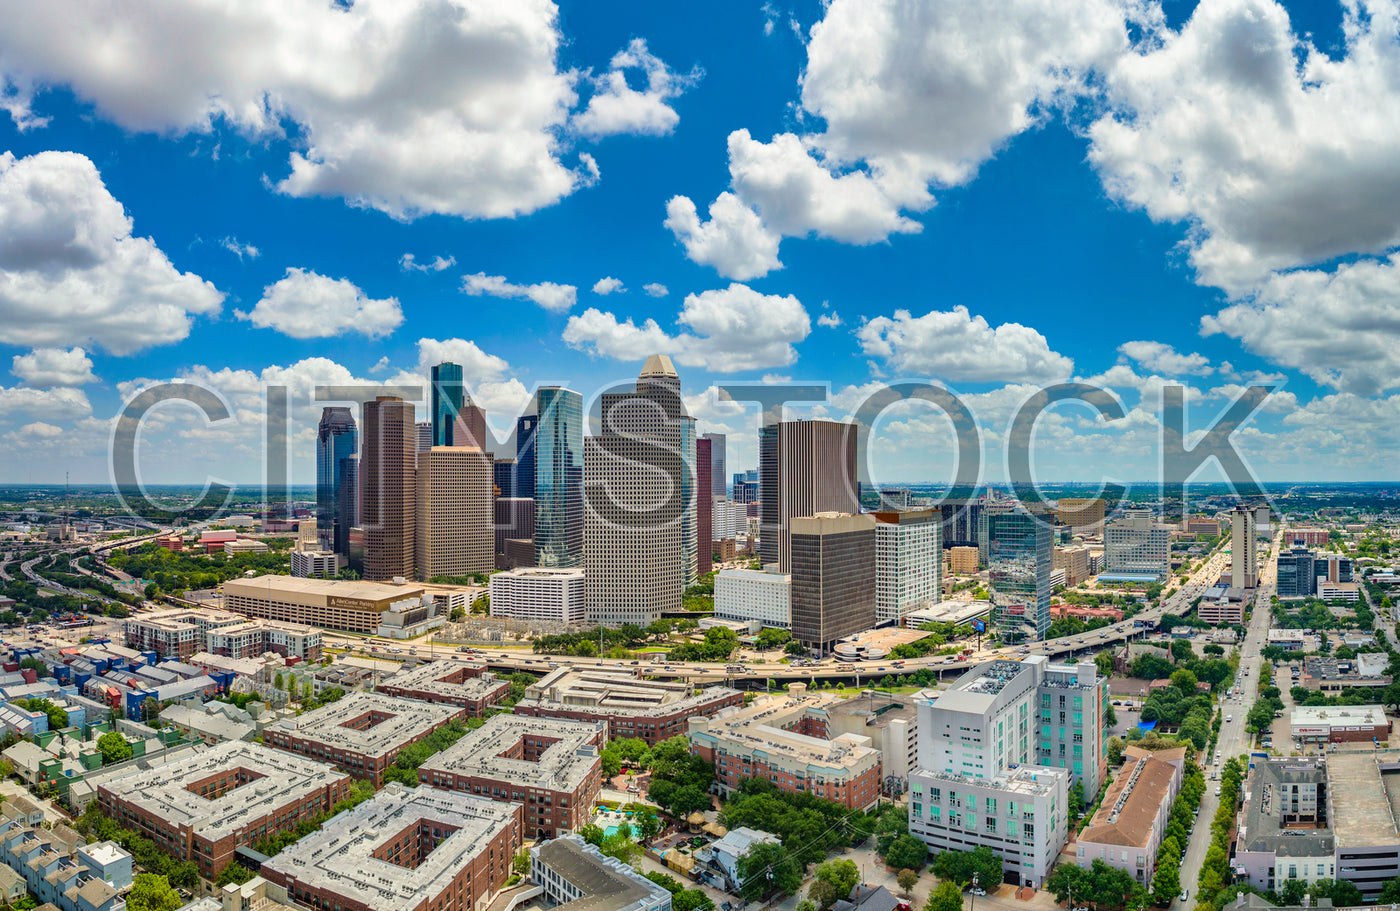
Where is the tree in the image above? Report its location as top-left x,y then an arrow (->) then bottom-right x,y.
737,842 -> 803,901
1068,781 -> 1085,819
1375,878 -> 1400,904
1131,654 -> 1174,680
513,848 -> 532,876
1169,669 -> 1198,693
897,869 -> 919,895
809,859 -> 860,909
1095,651 -> 1115,677
1107,737 -> 1126,765
1170,639 -> 1194,662
96,731 -> 133,765
884,835 -> 928,871
1150,851 -> 1179,904
579,823 -> 604,846
924,882 -> 964,911
785,641 -> 807,657
215,862 -> 254,888
126,874 -> 182,911
1104,702 -> 1117,728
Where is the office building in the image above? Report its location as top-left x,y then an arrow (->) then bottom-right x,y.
489,567 -> 586,624
419,714 -> 606,839
1075,749 -> 1184,883
703,433 -> 726,497
261,783 -> 522,911
1054,546 -> 1090,586
515,667 -> 742,744
337,453 -> 360,567
362,396 -> 417,581
714,568 -> 791,629
681,415 -> 698,586
949,545 -> 979,575
264,692 -> 466,787
416,443 -> 494,579
732,470 -> 759,505
874,509 -> 941,627
1277,544 -> 1354,598
536,388 -> 583,568
1057,498 -> 1106,536
688,685 -> 883,809
416,421 -> 433,454
1103,510 -> 1172,580
289,549 -> 341,579
1254,504 -> 1273,539
1231,506 -> 1258,589
315,407 -> 358,554
697,434 -> 713,577
987,509 -> 1053,642
516,413 -> 539,500
790,512 -> 877,653
531,835 -> 672,911
759,420 -> 860,571
430,361 -> 463,447
908,655 -> 1107,887
95,741 -> 353,879
494,497 -> 537,568
584,356 -> 687,626
493,457 -> 518,498
377,661 -> 509,716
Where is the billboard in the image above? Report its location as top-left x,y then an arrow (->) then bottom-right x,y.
971,619 -> 986,632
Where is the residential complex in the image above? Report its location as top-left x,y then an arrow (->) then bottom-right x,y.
1054,546 -> 1091,586
530,835 -> 672,911
714,567 -> 791,629
874,509 -> 942,626
515,667 -> 743,744
949,545 -> 979,575
263,692 -> 466,786
95,741 -> 353,879
419,714 -> 606,839
1235,758 -> 1335,894
204,618 -> 322,661
1075,746 -> 1185,883
261,783 -> 522,911
376,661 -> 509,715
123,608 -> 246,660
489,567 -> 586,624
1057,498 -> 1106,536
688,684 -> 883,810
1230,505 -> 1258,589
289,549 -> 342,578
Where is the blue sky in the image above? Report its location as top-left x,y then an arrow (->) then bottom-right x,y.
1,0 -> 1398,487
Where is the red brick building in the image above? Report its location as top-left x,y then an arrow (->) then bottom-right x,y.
513,667 -> 743,744
376,660 -> 509,716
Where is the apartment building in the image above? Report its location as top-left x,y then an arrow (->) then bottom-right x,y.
1103,510 -> 1171,580
1076,748 -> 1184,883
122,609 -> 246,660
515,667 -> 742,745
376,661 -> 509,716
204,619 -> 322,661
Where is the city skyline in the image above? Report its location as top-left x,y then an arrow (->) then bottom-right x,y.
1,0 -> 1397,487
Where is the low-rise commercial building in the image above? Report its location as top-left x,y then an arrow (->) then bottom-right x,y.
530,834 -> 671,911
516,667 -> 742,745
95,741 -> 352,879
419,714 -> 605,839
264,692 -> 466,786
1268,630 -> 1315,652
1290,706 -> 1391,745
714,568 -> 791,629
488,567 -> 586,624
688,684 -> 883,810
1076,750 -> 1184,883
377,661 -> 509,716
222,575 -> 434,634
262,783 -> 522,911
1299,657 -> 1391,693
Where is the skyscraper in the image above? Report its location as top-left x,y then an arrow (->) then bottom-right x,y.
535,387 -> 583,568
987,509 -> 1052,642
1231,505 -> 1258,589
430,362 -> 463,448
680,415 -> 697,586
315,407 -> 357,554
493,458 -> 518,498
702,433 -> 726,497
759,420 -> 859,571
416,442 -> 494,579
362,396 -> 416,581
874,509 -> 942,626
789,512 -> 876,652
584,355 -> 688,626
337,453 -> 360,570
415,422 -> 432,458
516,414 -> 538,500
697,436 -> 713,577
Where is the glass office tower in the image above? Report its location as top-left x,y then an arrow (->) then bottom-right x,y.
516,413 -> 538,500
315,407 -> 357,554
987,509 -> 1052,642
534,387 -> 583,568
430,361 -> 463,447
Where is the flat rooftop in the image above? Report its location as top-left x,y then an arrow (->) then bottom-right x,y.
224,575 -> 424,602
378,661 -> 506,701
267,692 -> 461,756
532,835 -> 671,911
694,693 -> 880,771
420,714 -> 602,792
522,667 -> 738,716
824,692 -> 917,729
1291,705 -> 1387,728
95,741 -> 346,840
1330,753 -> 1400,847
264,784 -> 518,911
1238,760 -> 1333,858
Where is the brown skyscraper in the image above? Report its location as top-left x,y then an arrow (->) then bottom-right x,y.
416,444 -> 494,579
790,512 -> 877,652
362,396 -> 416,581
697,436 -> 713,576
759,420 -> 860,572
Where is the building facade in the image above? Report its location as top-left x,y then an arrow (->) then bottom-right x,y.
987,511 -> 1053,642
759,420 -> 860,571
362,396 -> 416,581
714,568 -> 791,629
789,513 -> 877,653
515,667 -> 743,745
489,567 -> 586,624
316,407 -> 358,555
535,387 -> 583,568
415,444 -> 494,579
1231,506 -> 1258,589
874,509 -> 942,626
1104,510 -> 1171,579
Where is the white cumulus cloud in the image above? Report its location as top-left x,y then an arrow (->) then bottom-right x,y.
663,192 -> 782,281
571,39 -> 700,139
1117,340 -> 1213,376
399,253 -> 456,273
461,272 -> 577,313
11,347 -> 97,387
592,277 -> 625,295
0,150 -> 223,355
643,283 -> 669,298
858,306 -> 1073,383
220,236 -> 259,260
237,268 -> 403,339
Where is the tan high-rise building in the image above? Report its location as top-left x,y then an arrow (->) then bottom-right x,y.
584,355 -> 687,627
416,437 -> 494,580
1054,545 -> 1090,586
362,396 -> 416,581
1231,506 -> 1257,589
759,420 -> 859,572
1057,498 -> 1106,536
949,545 -> 979,575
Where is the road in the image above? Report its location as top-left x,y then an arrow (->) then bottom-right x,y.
1176,526 -> 1283,907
